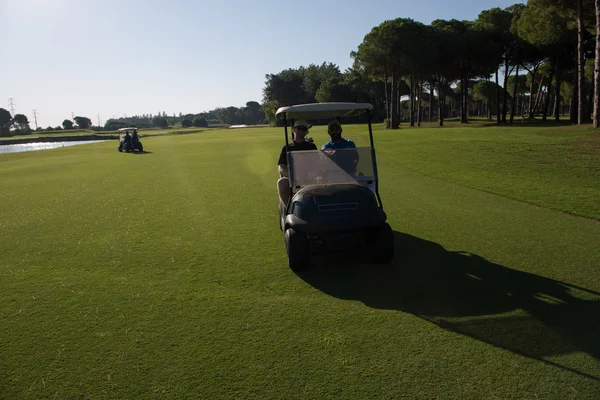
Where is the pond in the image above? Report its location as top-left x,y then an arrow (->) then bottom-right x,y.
0,140 -> 109,154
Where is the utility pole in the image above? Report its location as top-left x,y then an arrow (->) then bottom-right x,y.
8,98 -> 15,115
71,112 -> 74,119
32,109 -> 39,130
97,114 -> 101,127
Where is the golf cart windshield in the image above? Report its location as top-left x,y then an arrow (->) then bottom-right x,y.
289,147 -> 376,191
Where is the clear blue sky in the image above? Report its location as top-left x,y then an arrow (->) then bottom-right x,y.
1,0 -> 520,128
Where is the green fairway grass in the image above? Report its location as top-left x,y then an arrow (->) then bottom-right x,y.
1,124 -> 599,399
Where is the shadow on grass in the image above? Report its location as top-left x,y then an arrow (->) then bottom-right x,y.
296,231 -> 600,381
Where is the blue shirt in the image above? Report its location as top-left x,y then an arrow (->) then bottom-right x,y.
321,139 -> 356,150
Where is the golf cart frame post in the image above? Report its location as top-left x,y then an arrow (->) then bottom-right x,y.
278,103 -> 383,211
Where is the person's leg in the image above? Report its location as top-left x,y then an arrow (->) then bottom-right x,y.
277,177 -> 291,205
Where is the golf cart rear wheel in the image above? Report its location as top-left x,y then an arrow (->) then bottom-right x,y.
373,223 -> 394,264
285,228 -> 310,271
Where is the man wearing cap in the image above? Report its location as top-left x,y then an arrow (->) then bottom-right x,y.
321,120 -> 356,150
277,119 -> 317,205
321,120 -> 358,174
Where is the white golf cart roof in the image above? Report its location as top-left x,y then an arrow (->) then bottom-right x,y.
118,127 -> 138,131
276,102 -> 373,120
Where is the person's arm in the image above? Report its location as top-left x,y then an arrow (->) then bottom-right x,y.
278,164 -> 289,178
277,146 -> 289,177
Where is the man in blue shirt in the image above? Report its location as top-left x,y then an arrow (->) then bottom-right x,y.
321,120 -> 356,150
321,120 -> 358,175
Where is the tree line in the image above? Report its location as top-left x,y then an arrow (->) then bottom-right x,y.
0,110 -> 94,136
0,101 -> 266,136
103,101 -> 265,131
262,0 -> 600,128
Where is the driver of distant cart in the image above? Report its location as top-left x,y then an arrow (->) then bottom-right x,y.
123,130 -> 132,145
277,119 -> 317,205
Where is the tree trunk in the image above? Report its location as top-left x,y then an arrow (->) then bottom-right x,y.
417,79 -> 421,126
438,76 -> 445,127
461,77 -> 469,123
463,86 -> 466,119
495,70 -> 501,124
529,70 -> 537,119
510,64 -> 520,123
487,77 -> 493,120
409,75 -> 415,127
533,74 -> 545,114
543,62 -> 555,121
429,82 -> 434,122
397,80 -> 403,121
571,68 -> 579,122
578,0 -> 585,124
418,79 -> 423,126
595,0 -> 600,127
390,70 -> 399,129
588,70 -> 594,122
384,71 -> 390,124
502,61 -> 510,123
554,58 -> 562,122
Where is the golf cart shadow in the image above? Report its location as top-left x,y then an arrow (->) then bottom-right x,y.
131,150 -> 152,154
296,231 -> 600,380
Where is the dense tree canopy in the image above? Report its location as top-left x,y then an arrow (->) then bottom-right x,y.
13,114 -> 30,133
152,116 -> 168,128
259,1 -> 600,128
73,116 -> 92,129
62,119 -> 74,130
0,108 -> 12,136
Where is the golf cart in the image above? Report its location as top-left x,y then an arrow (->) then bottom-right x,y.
118,127 -> 143,152
276,102 -> 394,270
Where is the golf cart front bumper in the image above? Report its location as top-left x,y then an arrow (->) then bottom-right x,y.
284,210 -> 386,235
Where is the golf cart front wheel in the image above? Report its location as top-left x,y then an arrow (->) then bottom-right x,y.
373,223 -> 395,264
285,228 -> 310,271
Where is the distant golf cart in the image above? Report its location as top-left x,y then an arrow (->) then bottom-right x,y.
276,102 -> 394,270
118,127 -> 143,152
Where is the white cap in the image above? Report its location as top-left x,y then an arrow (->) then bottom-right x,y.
293,119 -> 312,129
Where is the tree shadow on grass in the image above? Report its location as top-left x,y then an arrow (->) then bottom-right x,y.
296,231 -> 600,381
